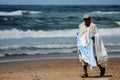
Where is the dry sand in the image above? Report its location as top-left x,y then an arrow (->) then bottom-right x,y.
0,58 -> 120,80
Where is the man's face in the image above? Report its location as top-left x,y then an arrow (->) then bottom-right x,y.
84,17 -> 91,27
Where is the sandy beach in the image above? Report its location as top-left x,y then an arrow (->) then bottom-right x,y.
0,58 -> 120,80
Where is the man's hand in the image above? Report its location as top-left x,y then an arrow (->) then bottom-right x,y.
91,36 -> 95,43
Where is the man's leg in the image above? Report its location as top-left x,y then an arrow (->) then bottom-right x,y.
83,65 -> 88,75
98,65 -> 105,77
81,60 -> 88,78
95,57 -> 105,76
93,42 -> 105,77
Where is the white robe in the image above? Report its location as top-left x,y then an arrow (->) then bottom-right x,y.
77,22 -> 108,66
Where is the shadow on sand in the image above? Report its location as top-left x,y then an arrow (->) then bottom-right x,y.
88,75 -> 112,78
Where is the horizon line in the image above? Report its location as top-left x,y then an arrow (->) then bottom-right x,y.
0,4 -> 120,6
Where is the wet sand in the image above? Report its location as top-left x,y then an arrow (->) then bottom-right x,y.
0,58 -> 120,80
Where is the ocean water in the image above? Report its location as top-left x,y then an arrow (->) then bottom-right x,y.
0,5 -> 120,57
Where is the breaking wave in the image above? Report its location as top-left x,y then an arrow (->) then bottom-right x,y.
0,10 -> 42,16
91,11 -> 120,15
0,28 -> 120,39
115,21 -> 120,26
0,29 -> 77,39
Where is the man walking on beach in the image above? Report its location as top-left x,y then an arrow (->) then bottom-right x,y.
77,14 -> 108,78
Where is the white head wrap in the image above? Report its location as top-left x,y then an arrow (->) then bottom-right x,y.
83,14 -> 91,19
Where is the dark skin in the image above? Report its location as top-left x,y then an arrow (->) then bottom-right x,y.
84,17 -> 95,42
84,17 -> 91,27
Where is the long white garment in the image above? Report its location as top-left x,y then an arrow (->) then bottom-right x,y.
95,33 -> 108,64
77,33 -> 97,69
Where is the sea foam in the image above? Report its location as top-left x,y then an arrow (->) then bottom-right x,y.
0,10 -> 42,16
115,21 -> 120,26
91,11 -> 120,15
0,28 -> 120,39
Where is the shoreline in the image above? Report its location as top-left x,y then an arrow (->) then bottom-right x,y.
0,58 -> 120,80
0,52 -> 120,63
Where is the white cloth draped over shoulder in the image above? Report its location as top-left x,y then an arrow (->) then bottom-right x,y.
77,22 -> 108,68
